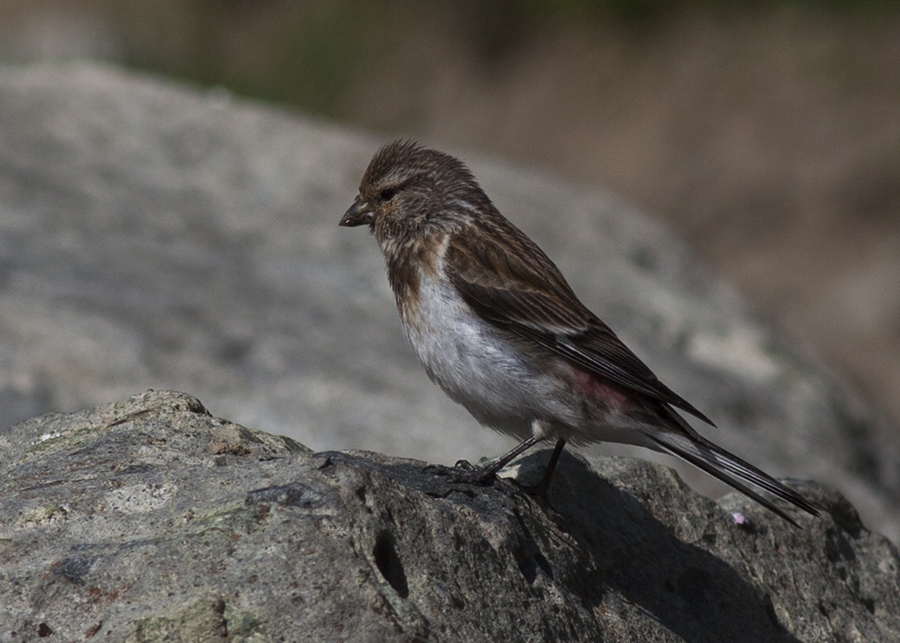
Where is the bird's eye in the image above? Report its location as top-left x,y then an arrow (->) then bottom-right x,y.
379,188 -> 397,201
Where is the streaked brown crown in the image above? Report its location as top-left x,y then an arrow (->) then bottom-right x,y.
351,140 -> 492,243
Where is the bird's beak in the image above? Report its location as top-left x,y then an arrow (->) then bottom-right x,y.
339,199 -> 374,227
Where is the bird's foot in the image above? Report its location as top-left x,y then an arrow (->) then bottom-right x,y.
425,460 -> 542,505
423,459 -> 497,485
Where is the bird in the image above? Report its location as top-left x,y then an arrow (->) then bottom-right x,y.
340,139 -> 819,526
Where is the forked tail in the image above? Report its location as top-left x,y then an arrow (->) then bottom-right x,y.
648,410 -> 820,527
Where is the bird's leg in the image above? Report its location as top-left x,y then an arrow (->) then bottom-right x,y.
472,435 -> 546,479
525,438 -> 567,497
427,436 -> 545,485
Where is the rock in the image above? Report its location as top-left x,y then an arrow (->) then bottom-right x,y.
0,62 -> 899,545
0,391 -> 898,641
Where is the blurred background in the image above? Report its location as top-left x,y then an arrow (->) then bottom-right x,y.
1,0 -> 898,428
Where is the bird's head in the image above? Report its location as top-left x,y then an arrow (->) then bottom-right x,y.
340,140 -> 489,245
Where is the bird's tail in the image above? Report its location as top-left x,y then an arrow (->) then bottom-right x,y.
647,408 -> 820,527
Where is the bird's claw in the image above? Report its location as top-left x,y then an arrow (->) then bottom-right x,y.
423,460 -> 496,485
453,459 -> 480,472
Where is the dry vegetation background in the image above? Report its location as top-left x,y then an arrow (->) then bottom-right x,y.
2,0 -> 899,427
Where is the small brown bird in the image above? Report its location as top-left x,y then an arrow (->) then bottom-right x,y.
341,140 -> 818,525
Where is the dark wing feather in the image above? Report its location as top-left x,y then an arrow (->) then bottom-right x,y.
446,218 -> 714,425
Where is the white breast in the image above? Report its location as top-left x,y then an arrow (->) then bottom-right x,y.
399,253 -> 578,440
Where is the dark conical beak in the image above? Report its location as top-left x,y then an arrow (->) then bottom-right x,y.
339,199 -> 374,227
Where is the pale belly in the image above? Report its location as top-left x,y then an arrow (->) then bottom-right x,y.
394,270 -> 665,451
400,278 -> 580,440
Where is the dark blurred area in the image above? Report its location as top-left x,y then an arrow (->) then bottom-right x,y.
2,0 -> 899,426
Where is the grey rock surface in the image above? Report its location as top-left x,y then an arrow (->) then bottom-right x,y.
1,390 -> 898,642
0,62 -> 899,545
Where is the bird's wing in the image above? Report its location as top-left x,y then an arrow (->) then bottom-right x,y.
445,220 -> 713,425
